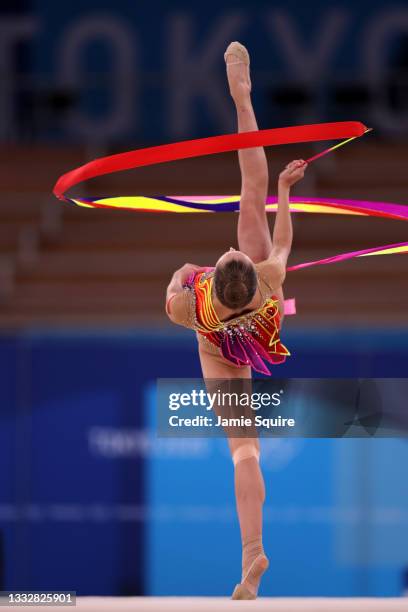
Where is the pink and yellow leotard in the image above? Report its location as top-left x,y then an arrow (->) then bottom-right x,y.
185,268 -> 290,375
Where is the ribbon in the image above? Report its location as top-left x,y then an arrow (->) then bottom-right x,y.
62,194 -> 408,269
53,121 -> 368,202
52,120 -> 407,271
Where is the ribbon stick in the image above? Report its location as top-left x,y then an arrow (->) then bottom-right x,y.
305,128 -> 373,164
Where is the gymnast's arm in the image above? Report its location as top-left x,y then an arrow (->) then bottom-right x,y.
165,263 -> 203,325
256,159 -> 307,284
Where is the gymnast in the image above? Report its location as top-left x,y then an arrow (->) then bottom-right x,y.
165,41 -> 307,600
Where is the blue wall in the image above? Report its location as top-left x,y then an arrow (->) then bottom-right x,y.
0,327 -> 407,596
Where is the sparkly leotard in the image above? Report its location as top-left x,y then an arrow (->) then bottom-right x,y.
184,267 -> 290,375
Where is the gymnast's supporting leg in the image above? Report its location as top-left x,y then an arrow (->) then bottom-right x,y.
224,41 -> 272,263
229,438 -> 269,599
198,346 -> 269,599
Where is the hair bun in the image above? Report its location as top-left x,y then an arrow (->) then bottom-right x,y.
214,257 -> 257,309
224,280 -> 248,308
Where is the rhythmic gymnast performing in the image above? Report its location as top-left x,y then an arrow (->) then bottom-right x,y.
165,41 -> 306,600
52,36 -> 408,606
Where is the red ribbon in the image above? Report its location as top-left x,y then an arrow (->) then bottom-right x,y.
53,121 -> 368,201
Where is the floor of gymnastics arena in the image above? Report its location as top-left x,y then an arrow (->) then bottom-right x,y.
2,597 -> 406,611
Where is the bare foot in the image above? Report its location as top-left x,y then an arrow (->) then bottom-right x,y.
224,41 -> 251,104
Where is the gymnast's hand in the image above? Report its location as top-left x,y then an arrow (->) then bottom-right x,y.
178,263 -> 207,283
278,159 -> 307,188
